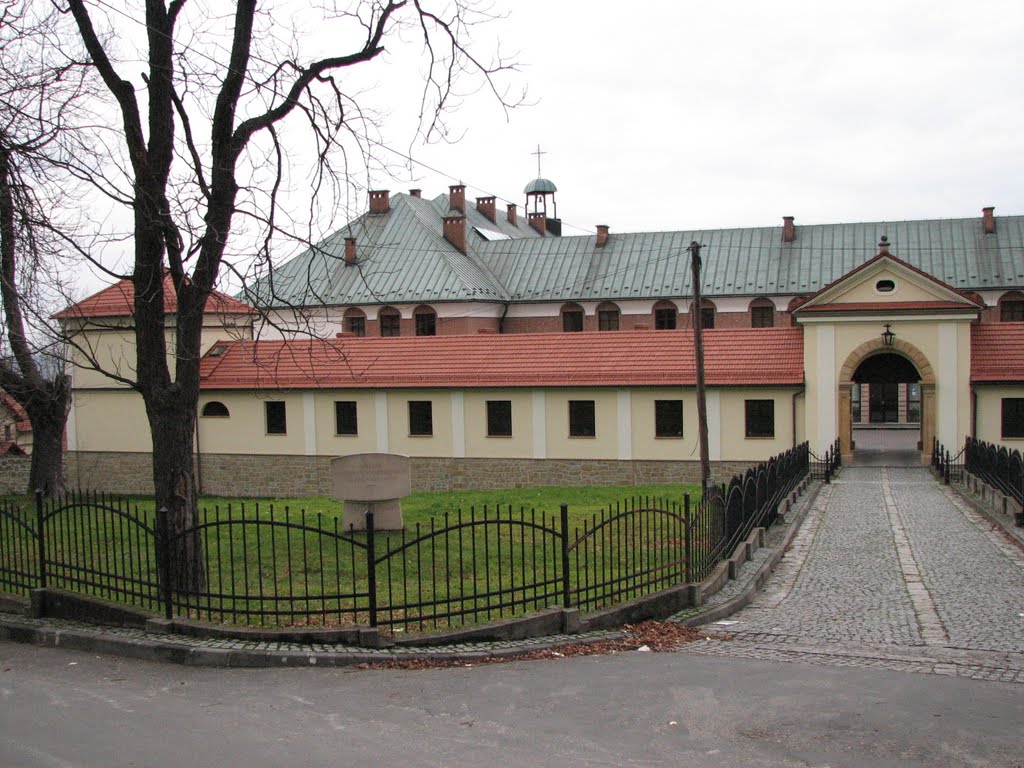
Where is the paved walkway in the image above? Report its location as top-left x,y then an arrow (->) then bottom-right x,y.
679,467 -> 1024,684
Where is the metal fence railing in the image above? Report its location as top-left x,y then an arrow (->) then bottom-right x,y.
959,436 -> 1024,526
0,443 -> 815,633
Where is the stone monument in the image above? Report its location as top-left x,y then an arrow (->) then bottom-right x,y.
331,453 -> 411,531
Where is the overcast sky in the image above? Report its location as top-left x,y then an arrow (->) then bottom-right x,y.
369,0 -> 1024,237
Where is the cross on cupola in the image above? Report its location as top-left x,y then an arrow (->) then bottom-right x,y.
523,144 -> 558,231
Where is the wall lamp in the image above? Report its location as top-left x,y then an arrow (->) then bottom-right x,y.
881,323 -> 895,347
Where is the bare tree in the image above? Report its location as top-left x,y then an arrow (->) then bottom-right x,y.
58,0 -> 521,591
0,1 -> 92,496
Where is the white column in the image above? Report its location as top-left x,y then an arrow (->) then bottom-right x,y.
451,391 -> 465,458
302,392 -> 316,455
937,322 -> 957,445
532,390 -> 546,459
374,391 -> 389,452
706,389 -> 722,461
616,390 -> 631,460
816,325 -> 837,451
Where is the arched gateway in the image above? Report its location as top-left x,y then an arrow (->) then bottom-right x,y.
837,338 -> 936,462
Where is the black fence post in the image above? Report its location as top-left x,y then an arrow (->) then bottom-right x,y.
365,509 -> 378,628
34,489 -> 46,590
824,447 -> 832,484
559,502 -> 571,608
683,493 -> 692,584
944,450 -> 951,484
156,506 -> 173,620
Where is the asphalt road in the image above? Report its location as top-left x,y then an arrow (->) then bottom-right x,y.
1,641 -> 1021,768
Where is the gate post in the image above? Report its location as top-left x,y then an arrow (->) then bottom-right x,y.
156,506 -> 173,620
559,503 -> 571,608
683,493 -> 692,584
34,489 -> 46,589
365,508 -> 378,627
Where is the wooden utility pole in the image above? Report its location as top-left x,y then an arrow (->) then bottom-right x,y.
689,241 -> 711,493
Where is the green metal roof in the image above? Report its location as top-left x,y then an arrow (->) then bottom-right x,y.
246,198 -> 1024,309
524,177 -> 557,194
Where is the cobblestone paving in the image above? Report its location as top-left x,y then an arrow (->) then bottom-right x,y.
678,467 -> 1024,684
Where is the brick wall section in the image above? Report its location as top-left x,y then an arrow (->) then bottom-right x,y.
65,451 -> 754,496
0,456 -> 30,495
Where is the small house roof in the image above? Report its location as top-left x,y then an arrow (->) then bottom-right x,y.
56,273 -> 254,320
971,322 -> 1024,383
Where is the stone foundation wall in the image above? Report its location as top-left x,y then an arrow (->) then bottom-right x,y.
0,455 -> 30,495
66,451 -> 757,497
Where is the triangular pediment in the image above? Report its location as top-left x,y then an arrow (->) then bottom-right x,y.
793,253 -> 983,315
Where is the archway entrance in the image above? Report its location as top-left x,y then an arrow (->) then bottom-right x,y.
837,340 -> 936,465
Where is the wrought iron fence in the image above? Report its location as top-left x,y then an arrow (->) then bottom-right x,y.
930,437 -> 965,485
0,444 -> 812,633
809,438 -> 842,483
962,437 -> 1023,523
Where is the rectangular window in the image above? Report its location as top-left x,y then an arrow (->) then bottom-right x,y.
415,312 -> 436,336
907,384 -> 921,424
563,310 -> 584,332
486,400 -> 512,437
335,401 -> 358,435
745,399 -> 775,438
655,400 -> 683,437
654,308 -> 677,330
700,307 -> 715,330
569,400 -> 596,437
1002,398 -> 1024,438
348,316 -> 366,337
598,310 -> 619,331
751,306 -> 774,328
1001,301 -> 1024,322
265,401 -> 287,435
851,384 -> 861,423
409,401 -> 433,436
380,313 -> 400,337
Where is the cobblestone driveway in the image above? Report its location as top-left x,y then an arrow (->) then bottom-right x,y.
678,467 -> 1024,684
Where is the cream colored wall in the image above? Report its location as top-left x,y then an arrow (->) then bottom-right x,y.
197,392 -> 305,455
313,393 -> 378,455
836,268 -> 945,304
975,386 -> 1024,449
386,391 -> 454,458
629,389 -> 699,460
544,389 -> 618,459
463,391 -> 535,458
718,389 -> 795,460
72,389 -> 151,452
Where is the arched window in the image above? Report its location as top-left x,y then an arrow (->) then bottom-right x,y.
344,307 -> 366,337
999,291 -> 1024,322
749,298 -> 775,328
786,297 -> 805,327
414,305 -> 437,336
653,300 -> 678,330
561,302 -> 584,332
201,401 -> 230,418
379,306 -> 401,337
596,302 -> 620,331
698,300 -> 716,330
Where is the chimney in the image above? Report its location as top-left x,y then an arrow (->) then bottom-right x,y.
507,203 -> 517,226
344,237 -> 356,266
476,196 -> 496,223
782,216 -> 795,243
982,206 -> 996,234
449,184 -> 465,213
409,188 -> 422,198
878,235 -> 890,256
443,215 -> 466,253
596,224 -> 610,247
369,190 -> 390,213
528,212 -> 546,237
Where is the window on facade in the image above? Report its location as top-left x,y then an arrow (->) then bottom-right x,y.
654,306 -> 677,330
1000,294 -> 1024,322
414,306 -> 437,336
335,401 -> 358,435
655,400 -> 683,437
562,304 -> 584,332
907,384 -> 921,423
597,306 -> 620,331
744,399 -> 775,438
851,384 -> 861,423
265,401 -> 287,434
568,400 -> 596,437
486,400 -> 512,436
700,305 -> 716,330
751,303 -> 774,328
379,309 -> 400,337
1002,398 -> 1024,438
409,401 -> 433,436
3,425 -> 10,441
875,279 -> 896,293
201,401 -> 230,418
347,314 -> 366,337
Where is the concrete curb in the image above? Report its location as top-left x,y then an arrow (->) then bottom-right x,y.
939,470 -> 1024,550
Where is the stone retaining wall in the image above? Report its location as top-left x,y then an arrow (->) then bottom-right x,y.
66,450 -> 757,496
0,455 -> 30,495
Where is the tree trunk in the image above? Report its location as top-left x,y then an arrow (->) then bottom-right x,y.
147,397 -> 205,596
24,379 -> 70,497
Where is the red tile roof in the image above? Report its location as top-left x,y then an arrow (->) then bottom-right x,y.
0,441 -> 26,456
0,393 -> 30,432
199,328 -> 805,390
971,323 -> 1024,382
55,273 -> 253,320
796,301 -> 979,314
